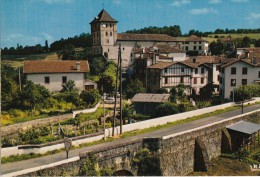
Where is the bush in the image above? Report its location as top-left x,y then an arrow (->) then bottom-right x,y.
80,89 -> 101,107
155,102 -> 178,117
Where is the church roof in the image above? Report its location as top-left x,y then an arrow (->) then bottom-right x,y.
117,33 -> 177,42
90,9 -> 117,24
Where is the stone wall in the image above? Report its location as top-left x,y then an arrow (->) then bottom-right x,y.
1,114 -> 72,137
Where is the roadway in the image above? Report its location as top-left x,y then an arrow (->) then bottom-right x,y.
2,104 -> 260,175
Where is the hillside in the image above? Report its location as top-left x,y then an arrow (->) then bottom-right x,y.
203,33 -> 260,43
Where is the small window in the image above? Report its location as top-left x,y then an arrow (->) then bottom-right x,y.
231,67 -> 236,75
106,32 -> 108,36
199,46 -> 202,50
180,77 -> 184,83
108,48 -> 110,52
201,78 -> 204,84
62,76 -> 67,84
195,68 -> 198,74
193,46 -> 197,50
110,23 -> 112,27
185,42 -> 189,44
45,76 -> 50,84
106,39 -> 109,43
242,67 -> 247,75
123,48 -> 125,50
110,32 -> 112,36
194,78 -> 197,84
181,68 -> 184,72
201,68 -> 205,74
217,75 -> 220,81
199,41 -> 202,44
231,79 -> 236,86
194,42 -> 196,44
216,66 -> 219,71
185,46 -> 188,51
164,68 -> 167,73
242,79 -> 247,85
165,77 -> 168,84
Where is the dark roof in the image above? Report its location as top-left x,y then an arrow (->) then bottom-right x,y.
185,35 -> 208,42
24,60 -> 89,74
131,93 -> 170,103
227,121 -> 260,135
147,62 -> 177,69
220,58 -> 258,68
153,44 -> 185,53
117,33 -> 177,42
90,9 -> 117,24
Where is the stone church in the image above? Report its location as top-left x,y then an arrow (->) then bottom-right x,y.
90,9 -> 181,69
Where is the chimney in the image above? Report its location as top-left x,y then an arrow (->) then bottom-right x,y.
76,62 -> 80,71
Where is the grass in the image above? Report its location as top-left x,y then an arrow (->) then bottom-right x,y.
202,33 -> 260,43
1,103 -> 249,164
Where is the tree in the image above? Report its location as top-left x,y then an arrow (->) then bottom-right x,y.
19,81 -> 51,110
45,40 -> 49,52
209,40 -> 224,55
89,57 -> 106,75
58,43 -> 76,60
233,84 -> 260,102
199,83 -> 217,98
80,89 -> 101,107
99,62 -> 117,94
124,78 -> 145,99
60,80 -> 77,92
255,39 -> 260,47
155,102 -> 178,117
241,36 -> 251,48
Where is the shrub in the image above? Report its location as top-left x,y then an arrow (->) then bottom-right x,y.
155,102 -> 178,117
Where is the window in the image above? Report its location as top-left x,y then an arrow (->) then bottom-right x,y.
181,68 -> 184,72
45,76 -> 50,84
108,48 -> 109,52
195,68 -> 198,74
201,68 -> 205,74
185,42 -> 189,44
164,68 -> 167,73
242,67 -> 248,75
199,46 -> 202,50
193,46 -> 197,50
259,71 -> 260,78
201,78 -> 204,84
110,23 -> 112,27
242,79 -> 247,85
106,39 -> 109,43
194,78 -> 197,84
199,41 -> 202,44
185,46 -> 188,51
123,48 -> 125,50
217,75 -> 220,81
194,42 -> 196,44
62,76 -> 67,84
231,67 -> 236,75
105,32 -> 108,36
216,66 -> 219,71
231,79 -> 236,86
180,77 -> 184,83
165,77 -> 168,84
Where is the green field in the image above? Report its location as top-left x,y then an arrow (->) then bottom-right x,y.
203,33 -> 260,43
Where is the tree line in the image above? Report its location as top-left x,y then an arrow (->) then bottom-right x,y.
2,33 -> 92,56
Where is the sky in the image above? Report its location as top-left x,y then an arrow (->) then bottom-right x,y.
1,0 -> 260,48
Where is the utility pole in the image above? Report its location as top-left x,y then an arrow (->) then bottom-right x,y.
119,45 -> 123,134
241,85 -> 244,114
18,67 -> 21,91
112,44 -> 120,136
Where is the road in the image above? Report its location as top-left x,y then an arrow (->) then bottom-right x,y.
2,104 -> 260,175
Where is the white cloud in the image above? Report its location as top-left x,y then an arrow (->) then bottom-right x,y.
247,12 -> 260,23
40,0 -> 74,4
190,8 -> 218,15
40,33 -> 54,41
209,0 -> 222,4
230,0 -> 248,3
171,0 -> 191,7
112,0 -> 121,4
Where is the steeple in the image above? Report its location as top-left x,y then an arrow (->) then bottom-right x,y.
90,9 -> 118,24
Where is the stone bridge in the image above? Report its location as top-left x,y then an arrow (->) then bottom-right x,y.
19,110 -> 260,176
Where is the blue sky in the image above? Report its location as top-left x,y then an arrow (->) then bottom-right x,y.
1,0 -> 260,48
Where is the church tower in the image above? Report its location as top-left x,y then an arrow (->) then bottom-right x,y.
90,9 -> 118,58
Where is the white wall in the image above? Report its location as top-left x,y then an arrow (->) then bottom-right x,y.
222,61 -> 260,98
27,73 -> 84,92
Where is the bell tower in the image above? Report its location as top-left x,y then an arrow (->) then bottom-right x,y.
90,9 -> 118,57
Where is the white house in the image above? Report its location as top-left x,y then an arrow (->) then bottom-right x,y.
219,58 -> 260,99
181,35 -> 209,56
24,60 -> 90,92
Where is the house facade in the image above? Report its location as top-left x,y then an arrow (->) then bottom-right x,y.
24,60 -> 89,92
219,58 -> 260,99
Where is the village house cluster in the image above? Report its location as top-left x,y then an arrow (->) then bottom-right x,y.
24,9 -> 260,100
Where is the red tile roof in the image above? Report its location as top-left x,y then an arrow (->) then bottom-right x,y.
117,33 -> 177,42
147,62 -> 177,69
220,58 -> 260,68
185,35 -> 208,42
153,44 -> 185,53
90,9 -> 118,24
24,60 -> 89,74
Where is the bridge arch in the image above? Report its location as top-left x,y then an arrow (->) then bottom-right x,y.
113,169 -> 134,176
